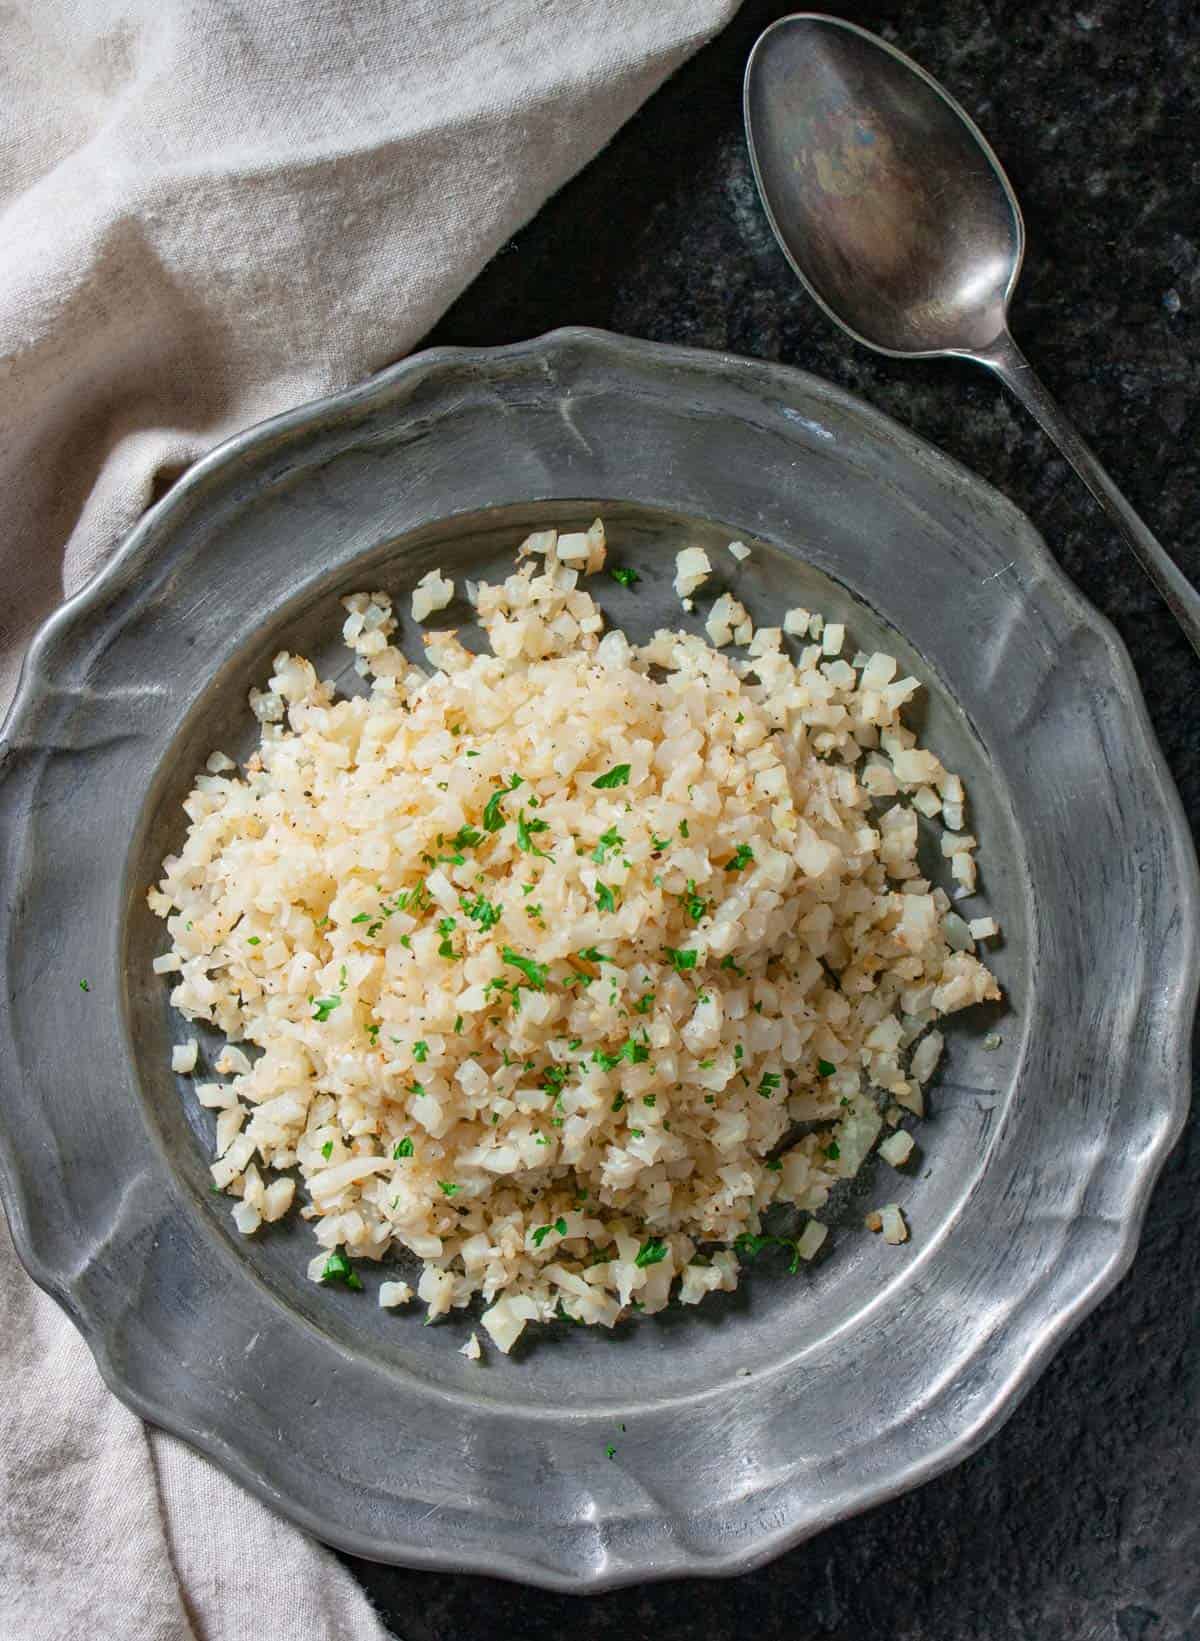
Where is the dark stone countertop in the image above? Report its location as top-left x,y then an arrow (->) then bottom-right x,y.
344,3 -> 1200,1636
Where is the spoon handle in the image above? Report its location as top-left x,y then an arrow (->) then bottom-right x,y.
979,333 -> 1200,659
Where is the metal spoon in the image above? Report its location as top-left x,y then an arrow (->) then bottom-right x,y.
744,12 -> 1200,657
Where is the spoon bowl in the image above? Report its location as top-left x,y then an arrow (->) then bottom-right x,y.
744,12 -> 1200,655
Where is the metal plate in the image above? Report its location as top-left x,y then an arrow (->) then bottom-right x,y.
0,329 -> 1194,1590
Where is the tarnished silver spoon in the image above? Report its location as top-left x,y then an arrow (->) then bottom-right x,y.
744,12 -> 1200,657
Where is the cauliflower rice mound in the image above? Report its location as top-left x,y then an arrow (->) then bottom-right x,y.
149,520 -> 1000,1355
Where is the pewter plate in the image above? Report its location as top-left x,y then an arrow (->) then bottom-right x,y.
0,329 -> 1195,1591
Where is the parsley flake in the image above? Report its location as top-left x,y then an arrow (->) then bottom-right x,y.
592,826 -> 624,863
634,1238 -> 668,1268
818,1059 -> 836,1076
663,946 -> 698,972
311,996 -> 341,1021
595,881 -> 617,914
320,1248 -> 363,1291
393,1137 -> 414,1159
609,566 -> 640,588
482,773 -> 523,832
502,947 -> 548,990
592,763 -> 631,790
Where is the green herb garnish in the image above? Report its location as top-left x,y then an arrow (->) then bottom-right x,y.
592,763 -> 631,790
726,843 -> 755,872
516,809 -> 552,856
634,1238 -> 668,1268
320,1140 -> 334,1159
393,1137 -> 414,1159
320,1248 -> 363,1290
311,996 -> 341,1021
463,894 -> 501,930
592,826 -> 624,863
502,947 -> 548,990
663,946 -> 698,972
531,1216 -> 569,1248
413,1040 -> 429,1063
609,566 -> 640,588
482,773 -> 523,833
818,1059 -> 836,1077
437,1180 -> 461,1197
595,882 -> 617,914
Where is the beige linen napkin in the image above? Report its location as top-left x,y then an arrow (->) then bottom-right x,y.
0,2 -> 739,1636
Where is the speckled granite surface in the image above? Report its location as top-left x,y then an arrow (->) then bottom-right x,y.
342,3 -> 1200,1635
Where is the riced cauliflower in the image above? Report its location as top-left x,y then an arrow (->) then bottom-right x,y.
149,520 -> 1000,1354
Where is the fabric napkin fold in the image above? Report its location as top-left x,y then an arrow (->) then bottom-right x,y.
0,2 -> 740,1635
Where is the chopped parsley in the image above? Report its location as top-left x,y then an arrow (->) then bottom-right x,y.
611,1092 -> 626,1114
825,1141 -> 841,1161
365,1023 -> 380,1044
79,979 -> 90,993
682,880 -> 708,922
437,1180 -> 461,1197
453,1014 -> 464,1034
609,566 -> 640,588
311,995 -> 341,1021
320,1140 -> 334,1159
393,1136 -> 414,1159
606,1444 -> 617,1460
413,1040 -> 429,1063
663,946 -> 698,972
678,819 -> 689,839
502,947 -> 548,990
592,825 -> 624,863
320,1248 -> 363,1291
516,809 -> 552,856
818,1059 -> 836,1077
531,1216 -> 569,1248
758,1071 -> 782,1098
462,894 -> 501,930
720,955 -> 745,976
592,763 -> 631,790
650,834 -> 671,852
453,824 -> 483,850
436,916 -> 458,958
633,992 -> 655,1014
634,1238 -> 668,1268
482,773 -> 523,832
246,935 -> 262,945
595,882 -> 617,914
621,1038 -> 650,1065
726,843 -> 755,872
591,1048 -> 619,1072
351,912 -> 371,924
577,946 -> 605,963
